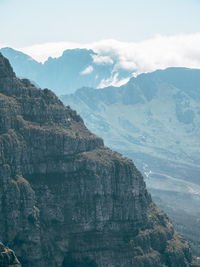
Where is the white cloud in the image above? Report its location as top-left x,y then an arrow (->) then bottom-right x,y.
97,73 -> 130,88
20,41 -> 81,63
0,42 -> 9,49
89,34 -> 200,74
80,65 -> 93,75
16,33 -> 200,76
92,54 -> 113,65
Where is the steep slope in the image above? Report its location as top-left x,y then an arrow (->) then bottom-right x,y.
0,53 -> 197,266
61,68 -> 200,257
0,47 -> 42,84
62,68 -> 200,168
0,47 -> 132,95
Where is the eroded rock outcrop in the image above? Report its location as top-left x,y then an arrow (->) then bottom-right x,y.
0,241 -> 21,266
0,53 -> 198,266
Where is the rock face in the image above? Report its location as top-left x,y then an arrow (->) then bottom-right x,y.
0,241 -> 21,266
0,53 -> 197,267
61,68 -> 200,257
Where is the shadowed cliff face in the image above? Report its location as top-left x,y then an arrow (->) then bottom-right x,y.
0,53 -> 197,267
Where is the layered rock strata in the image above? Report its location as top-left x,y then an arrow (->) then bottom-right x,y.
0,53 -> 197,266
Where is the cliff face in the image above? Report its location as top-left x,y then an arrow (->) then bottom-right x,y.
61,69 -> 200,258
0,53 -> 196,267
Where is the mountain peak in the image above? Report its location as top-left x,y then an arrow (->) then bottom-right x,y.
0,52 -> 15,78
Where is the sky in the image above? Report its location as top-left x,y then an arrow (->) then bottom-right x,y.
0,0 -> 200,75
0,0 -> 200,47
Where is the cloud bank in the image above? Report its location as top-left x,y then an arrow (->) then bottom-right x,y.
1,33 -> 200,88
92,54 -> 114,65
14,33 -> 200,77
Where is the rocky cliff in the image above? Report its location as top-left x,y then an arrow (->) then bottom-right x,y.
61,68 -> 200,258
0,53 -> 197,266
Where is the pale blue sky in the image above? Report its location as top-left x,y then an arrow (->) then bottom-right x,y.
0,0 -> 200,47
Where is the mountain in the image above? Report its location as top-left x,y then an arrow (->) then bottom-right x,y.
0,47 -> 42,83
0,53 -> 198,266
61,67 -> 200,257
0,47 -> 132,95
61,67 -> 200,167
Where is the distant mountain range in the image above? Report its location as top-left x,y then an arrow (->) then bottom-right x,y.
61,67 -> 200,256
0,47 -> 132,95
62,67 -> 200,167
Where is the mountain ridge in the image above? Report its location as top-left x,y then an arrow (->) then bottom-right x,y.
0,47 -> 132,95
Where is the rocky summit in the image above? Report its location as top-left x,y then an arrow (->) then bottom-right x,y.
0,53 -> 198,267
